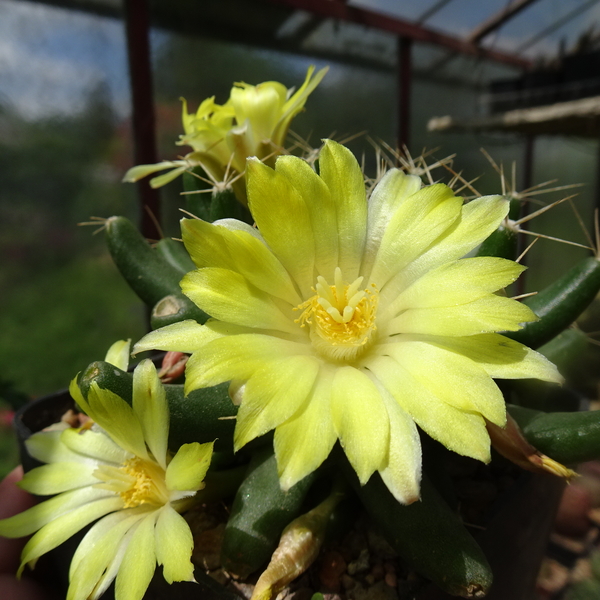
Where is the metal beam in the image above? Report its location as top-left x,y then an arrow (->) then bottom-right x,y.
468,0 -> 540,44
397,37 -> 412,150
417,0 -> 456,25
265,0 -> 532,69
517,0 -> 600,53
123,0 -> 161,240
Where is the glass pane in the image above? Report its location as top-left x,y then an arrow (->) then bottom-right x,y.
0,0 -> 146,409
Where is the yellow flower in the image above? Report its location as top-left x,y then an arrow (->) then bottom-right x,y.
0,358 -> 213,600
123,66 -> 328,204
133,140 -> 561,504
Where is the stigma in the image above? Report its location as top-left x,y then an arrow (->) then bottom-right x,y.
295,267 -> 378,361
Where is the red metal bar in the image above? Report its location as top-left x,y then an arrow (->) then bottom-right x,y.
397,36 -> 412,150
266,0 -> 532,69
124,0 -> 161,240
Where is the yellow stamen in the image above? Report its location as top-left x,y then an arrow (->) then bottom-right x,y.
295,267 -> 378,361
93,457 -> 169,508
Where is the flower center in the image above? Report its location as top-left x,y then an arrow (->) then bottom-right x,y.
295,267 -> 378,361
94,457 -> 169,508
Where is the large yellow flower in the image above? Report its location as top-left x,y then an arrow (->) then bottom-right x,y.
123,66 -> 328,204
134,140 -> 561,504
0,358 -> 213,600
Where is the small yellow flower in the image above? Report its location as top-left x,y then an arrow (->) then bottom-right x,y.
123,66 -> 328,204
0,358 -> 213,600
134,140 -> 561,504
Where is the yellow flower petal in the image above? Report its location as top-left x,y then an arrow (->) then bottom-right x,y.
389,257 -> 525,313
181,218 -> 301,305
369,183 -> 463,290
0,486 -> 112,538
20,462 -> 99,495
367,354 -> 491,463
86,384 -> 148,460
417,332 -> 563,383
68,509 -> 149,600
133,319 -> 221,356
60,428 -> 130,465
234,355 -> 320,450
318,140 -> 367,282
155,505 -> 195,583
25,428 -> 85,465
19,496 -> 123,577
184,333 -> 311,394
275,367 -> 337,490
132,359 -> 169,470
331,367 -> 389,484
379,340 -> 506,426
114,512 -> 158,600
247,158 -> 316,296
104,339 -> 131,370
385,294 -> 538,337
275,155 -> 339,280
361,168 -> 422,280
181,268 -> 298,335
400,194 -> 509,288
231,81 -> 286,142
274,65 -> 328,145
165,442 -> 213,492
372,378 -> 422,504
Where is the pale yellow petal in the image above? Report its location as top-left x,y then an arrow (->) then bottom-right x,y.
318,140 -> 367,282
0,487 -> 113,539
132,319 -> 219,356
371,377 -> 421,504
234,355 -> 320,450
385,257 -> 525,318
20,462 -> 99,495
165,442 -> 213,492
399,194 -> 510,287
274,367 -> 337,490
114,512 -> 158,600
383,294 -> 538,337
275,155 -> 339,280
367,354 -> 491,463
122,161 -> 186,184
149,166 -> 189,188
104,340 -> 131,370
369,183 -> 463,291
86,384 -> 148,460
361,169 -> 421,280
60,428 -> 130,465
331,367 -> 389,484
274,65 -> 328,145
25,428 -> 87,465
247,158 -> 316,296
183,333 -> 311,392
132,360 -> 169,469
181,268 -> 298,335
18,496 -> 123,576
231,81 -> 285,141
181,218 -> 301,306
413,332 -> 562,383
155,505 -> 195,583
68,508 -> 150,600
379,340 -> 506,426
